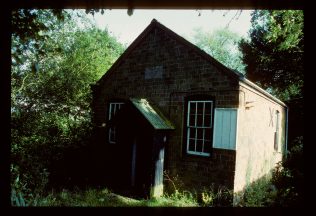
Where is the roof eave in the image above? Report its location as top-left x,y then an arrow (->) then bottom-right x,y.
130,98 -> 175,130
239,77 -> 287,107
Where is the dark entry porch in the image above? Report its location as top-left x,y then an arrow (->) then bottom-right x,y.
107,98 -> 174,198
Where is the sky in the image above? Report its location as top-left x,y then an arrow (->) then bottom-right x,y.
89,9 -> 253,46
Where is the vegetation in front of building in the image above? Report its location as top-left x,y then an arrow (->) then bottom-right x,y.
12,137 -> 303,207
11,9 -> 303,207
236,137 -> 303,207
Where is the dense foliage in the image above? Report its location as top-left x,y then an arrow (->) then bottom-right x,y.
239,136 -> 303,207
11,9 -> 68,64
237,10 -> 304,207
192,28 -> 246,74
239,10 -> 304,100
271,136 -> 303,206
11,9 -> 124,204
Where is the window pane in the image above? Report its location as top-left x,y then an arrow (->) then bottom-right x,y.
274,132 -> 278,151
204,114 -> 211,127
113,104 -> 117,115
197,128 -> 203,140
108,103 -> 124,144
189,102 -> 196,115
205,128 -> 211,140
197,114 -> 203,126
189,114 -> 196,126
186,100 -> 213,155
197,102 -> 204,114
109,104 -> 113,120
196,139 -> 203,152
109,127 -> 116,143
205,102 -> 212,114
204,140 -> 211,153
189,128 -> 196,139
109,103 -> 124,119
188,139 -> 195,151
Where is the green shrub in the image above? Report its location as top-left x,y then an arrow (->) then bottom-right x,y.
239,177 -> 277,207
199,185 -> 233,207
239,136 -> 303,207
271,136 -> 303,207
163,170 -> 233,207
11,109 -> 94,205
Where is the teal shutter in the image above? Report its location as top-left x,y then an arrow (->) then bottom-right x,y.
213,108 -> 237,150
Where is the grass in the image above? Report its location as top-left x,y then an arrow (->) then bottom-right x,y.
17,181 -> 283,207
27,188 -> 199,207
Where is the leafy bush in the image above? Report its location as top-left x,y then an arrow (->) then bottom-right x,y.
238,177 -> 277,207
11,109 -> 94,206
239,136 -> 303,207
271,136 -> 303,207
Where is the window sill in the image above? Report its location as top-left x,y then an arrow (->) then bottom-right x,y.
187,151 -> 210,157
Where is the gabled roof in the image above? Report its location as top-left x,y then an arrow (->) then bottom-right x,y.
130,98 -> 175,130
95,19 -> 241,88
94,19 -> 286,107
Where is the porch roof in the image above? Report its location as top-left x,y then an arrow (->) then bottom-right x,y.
130,98 -> 175,130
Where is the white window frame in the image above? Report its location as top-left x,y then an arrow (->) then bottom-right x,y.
186,100 -> 213,156
108,102 -> 124,144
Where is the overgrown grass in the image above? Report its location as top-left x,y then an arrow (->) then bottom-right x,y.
15,171 -> 232,207
13,137 -> 303,207
19,185 -> 235,207
24,188 -> 199,207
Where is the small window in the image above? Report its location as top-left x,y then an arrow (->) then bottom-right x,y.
274,110 -> 280,151
108,102 -> 124,144
186,101 -> 213,156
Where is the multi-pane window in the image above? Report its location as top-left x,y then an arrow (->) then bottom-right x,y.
108,102 -> 124,144
186,101 -> 213,156
274,110 -> 280,151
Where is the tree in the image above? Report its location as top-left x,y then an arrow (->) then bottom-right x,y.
192,28 -> 246,74
239,10 -> 303,101
12,9 -> 124,121
11,9 -> 69,65
11,9 -> 125,202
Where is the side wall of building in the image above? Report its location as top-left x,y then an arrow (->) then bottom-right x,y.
92,26 -> 239,192
233,83 -> 287,198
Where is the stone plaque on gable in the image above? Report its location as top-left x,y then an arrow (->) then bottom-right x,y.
145,66 -> 163,79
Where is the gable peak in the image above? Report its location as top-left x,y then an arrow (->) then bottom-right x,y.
151,18 -> 158,24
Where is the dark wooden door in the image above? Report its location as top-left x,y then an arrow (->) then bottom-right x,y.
113,104 -> 168,198
132,131 -> 152,198
116,117 -> 153,197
